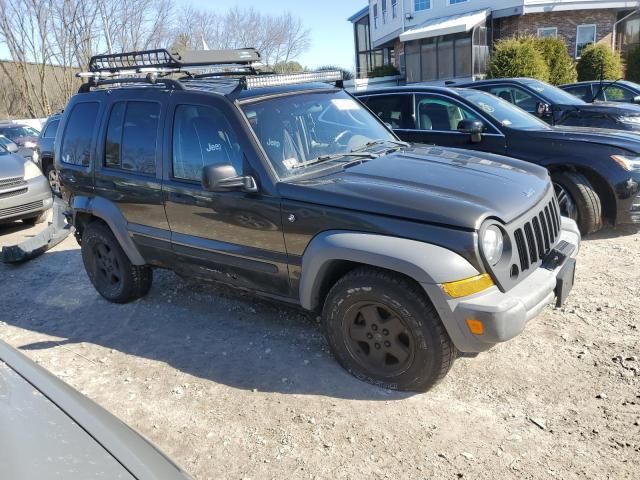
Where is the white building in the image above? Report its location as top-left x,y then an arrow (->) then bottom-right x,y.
349,0 -> 640,82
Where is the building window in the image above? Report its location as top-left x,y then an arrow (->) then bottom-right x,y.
373,4 -> 378,28
392,0 -> 398,18
415,0 -> 430,12
382,0 -> 387,23
448,0 -> 468,4
537,27 -> 558,38
576,24 -> 596,57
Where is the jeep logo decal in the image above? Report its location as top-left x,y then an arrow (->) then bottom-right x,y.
267,138 -> 281,148
206,143 -> 222,152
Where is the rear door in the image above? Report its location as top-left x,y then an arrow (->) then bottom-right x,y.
93,91 -> 171,264
162,93 -> 290,296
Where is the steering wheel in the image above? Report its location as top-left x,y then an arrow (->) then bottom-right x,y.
333,130 -> 353,146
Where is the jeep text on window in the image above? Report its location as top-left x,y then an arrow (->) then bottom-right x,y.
537,27 -> 557,38
61,102 -> 99,166
415,0 -> 430,11
576,24 -> 596,57
172,104 -> 244,182
103,101 -> 159,175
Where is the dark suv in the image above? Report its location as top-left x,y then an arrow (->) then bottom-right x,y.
36,113 -> 62,194
57,49 -> 580,392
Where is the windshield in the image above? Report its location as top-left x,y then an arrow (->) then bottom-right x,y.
241,90 -> 395,177
0,125 -> 39,140
521,78 -> 586,105
457,89 -> 551,130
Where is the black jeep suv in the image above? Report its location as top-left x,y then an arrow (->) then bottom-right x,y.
57,49 -> 580,392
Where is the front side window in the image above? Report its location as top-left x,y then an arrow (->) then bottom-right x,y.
486,86 -> 539,113
457,89 -> 551,130
363,94 -> 415,129
415,0 -> 430,12
576,24 -> 596,57
537,27 -> 558,38
103,101 -> 159,175
415,95 -> 479,131
43,120 -> 59,139
241,90 -> 395,178
61,102 -> 99,166
599,85 -> 635,102
172,104 -> 244,182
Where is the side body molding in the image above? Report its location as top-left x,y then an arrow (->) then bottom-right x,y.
71,196 -> 146,265
299,230 -> 480,310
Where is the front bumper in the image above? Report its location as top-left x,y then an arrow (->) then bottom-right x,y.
0,175 -> 52,222
424,217 -> 581,353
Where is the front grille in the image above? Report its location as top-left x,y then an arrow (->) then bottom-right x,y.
0,187 -> 28,199
0,200 -> 43,219
0,176 -> 23,188
512,196 -> 562,274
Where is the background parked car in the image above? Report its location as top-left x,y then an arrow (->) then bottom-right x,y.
0,122 -> 41,165
560,80 -> 640,104
0,143 -> 52,225
356,86 -> 640,235
457,78 -> 640,132
0,339 -> 193,479
36,113 -> 62,194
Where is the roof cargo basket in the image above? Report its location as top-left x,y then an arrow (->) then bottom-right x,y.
88,47 -> 261,73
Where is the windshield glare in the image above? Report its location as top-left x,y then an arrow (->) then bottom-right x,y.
522,78 -> 586,105
241,90 -> 395,177
458,89 -> 551,130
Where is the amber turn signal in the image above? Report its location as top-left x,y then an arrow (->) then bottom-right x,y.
441,273 -> 494,298
465,319 -> 485,335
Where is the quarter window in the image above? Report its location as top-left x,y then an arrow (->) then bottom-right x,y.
103,101 -> 159,175
415,0 -> 430,11
172,104 -> 243,182
576,24 -> 596,57
43,120 -> 59,139
61,102 -> 99,166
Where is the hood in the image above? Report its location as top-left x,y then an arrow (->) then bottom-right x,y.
555,102 -> 640,115
278,145 -> 551,230
0,152 -> 26,178
524,125 -> 640,153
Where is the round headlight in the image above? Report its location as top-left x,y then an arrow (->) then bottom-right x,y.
482,225 -> 504,266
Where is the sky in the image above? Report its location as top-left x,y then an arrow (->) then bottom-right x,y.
182,0 -> 364,71
0,1 -> 365,71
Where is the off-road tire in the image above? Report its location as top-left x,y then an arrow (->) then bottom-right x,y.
81,221 -> 152,303
322,267 -> 456,392
552,171 -> 602,236
22,211 -> 47,225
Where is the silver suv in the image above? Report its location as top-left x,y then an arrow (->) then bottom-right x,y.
0,144 -> 52,225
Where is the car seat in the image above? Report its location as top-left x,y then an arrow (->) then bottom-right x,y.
419,103 -> 452,131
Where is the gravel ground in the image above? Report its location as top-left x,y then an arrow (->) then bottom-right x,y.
1,217 -> 639,480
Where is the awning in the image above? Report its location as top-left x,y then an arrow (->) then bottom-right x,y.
399,9 -> 489,42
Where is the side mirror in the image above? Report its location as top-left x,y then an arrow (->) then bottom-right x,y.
457,119 -> 484,143
536,102 -> 551,117
202,163 -> 257,193
633,95 -> 640,104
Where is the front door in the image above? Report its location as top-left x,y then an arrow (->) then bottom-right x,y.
162,94 -> 290,297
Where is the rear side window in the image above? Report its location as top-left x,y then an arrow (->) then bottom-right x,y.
61,102 -> 99,166
103,101 -> 159,175
363,95 -> 415,129
43,119 -> 59,139
563,85 -> 592,101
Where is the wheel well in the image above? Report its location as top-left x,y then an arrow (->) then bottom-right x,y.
548,165 -> 616,226
313,260 -> 425,312
73,212 -> 107,239
40,156 -> 54,171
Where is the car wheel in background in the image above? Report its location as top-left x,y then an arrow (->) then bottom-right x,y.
552,171 -> 602,236
322,267 -> 456,392
81,221 -> 152,303
44,164 -> 61,196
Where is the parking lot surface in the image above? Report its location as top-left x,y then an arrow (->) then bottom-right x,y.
1,219 -> 638,479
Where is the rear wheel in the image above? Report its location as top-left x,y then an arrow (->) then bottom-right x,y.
322,267 -> 455,392
81,221 -> 152,303
552,171 -> 602,236
44,163 -> 61,196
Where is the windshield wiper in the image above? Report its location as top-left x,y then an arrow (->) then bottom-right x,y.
351,138 -> 410,152
289,152 -> 378,170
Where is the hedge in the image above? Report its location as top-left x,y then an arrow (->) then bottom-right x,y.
488,37 -> 550,81
576,44 -> 623,81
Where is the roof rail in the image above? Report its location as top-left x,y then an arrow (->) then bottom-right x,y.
87,47 -> 261,73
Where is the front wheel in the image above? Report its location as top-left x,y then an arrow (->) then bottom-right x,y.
552,171 -> 602,236
81,221 -> 152,303
322,267 -> 456,392
44,164 -> 61,196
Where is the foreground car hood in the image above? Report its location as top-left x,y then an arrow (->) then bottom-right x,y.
279,145 -> 551,229
525,126 -> 640,153
0,152 -> 25,178
556,102 -> 640,115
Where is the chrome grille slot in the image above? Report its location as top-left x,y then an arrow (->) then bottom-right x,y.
0,176 -> 24,188
0,187 -> 28,199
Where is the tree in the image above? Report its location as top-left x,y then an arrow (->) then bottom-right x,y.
273,61 -> 304,73
535,36 -> 577,85
489,37 -> 549,81
576,44 -> 623,81
318,65 -> 354,80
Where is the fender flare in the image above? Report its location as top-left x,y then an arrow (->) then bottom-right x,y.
299,230 -> 480,310
71,196 -> 146,265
